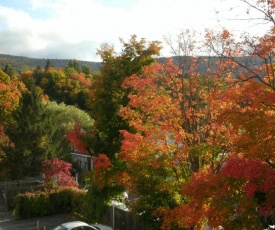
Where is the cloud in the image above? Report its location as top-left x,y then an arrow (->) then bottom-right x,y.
0,29 -> 34,54
0,28 -> 100,60
0,0 -> 271,61
35,40 -> 100,61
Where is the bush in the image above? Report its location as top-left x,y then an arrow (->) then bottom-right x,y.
13,191 -> 53,219
13,187 -> 86,219
70,188 -> 86,214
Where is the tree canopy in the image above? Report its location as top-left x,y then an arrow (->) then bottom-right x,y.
89,35 -> 162,160
1,1 -> 275,228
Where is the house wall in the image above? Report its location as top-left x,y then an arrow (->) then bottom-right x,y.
71,152 -> 93,173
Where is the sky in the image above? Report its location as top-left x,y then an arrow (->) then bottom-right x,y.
0,0 -> 271,61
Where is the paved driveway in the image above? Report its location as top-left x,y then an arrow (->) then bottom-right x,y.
0,211 -> 78,230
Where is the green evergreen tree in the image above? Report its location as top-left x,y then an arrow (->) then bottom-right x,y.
82,64 -> 92,75
68,59 -> 80,73
4,85 -> 58,179
3,64 -> 15,78
33,65 -> 43,85
45,59 -> 53,71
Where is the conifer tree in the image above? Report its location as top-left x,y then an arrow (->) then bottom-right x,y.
4,84 -> 58,179
45,59 -> 53,71
68,59 -> 80,73
3,64 -> 15,78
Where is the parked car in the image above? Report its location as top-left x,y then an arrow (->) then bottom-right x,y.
51,221 -> 113,230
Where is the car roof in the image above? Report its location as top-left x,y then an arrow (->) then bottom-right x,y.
53,221 -> 113,230
61,221 -> 90,228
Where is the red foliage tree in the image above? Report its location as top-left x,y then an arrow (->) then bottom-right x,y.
41,158 -> 78,188
69,73 -> 91,87
66,124 -> 89,154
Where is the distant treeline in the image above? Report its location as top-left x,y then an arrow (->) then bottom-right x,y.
0,54 -> 102,73
0,53 -> 264,77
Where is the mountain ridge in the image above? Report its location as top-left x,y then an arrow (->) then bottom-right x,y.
0,53 -> 102,73
0,53 -> 263,76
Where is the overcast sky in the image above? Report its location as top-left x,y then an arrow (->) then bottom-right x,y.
0,0 -> 271,61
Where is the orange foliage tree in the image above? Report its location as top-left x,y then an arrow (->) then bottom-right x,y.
145,1 -> 275,229
118,9 -> 275,226
180,0 -> 275,228
118,56 -> 234,228
205,0 -> 275,91
0,70 -> 23,123
158,1 -> 275,228
0,70 -> 23,180
161,79 -> 275,229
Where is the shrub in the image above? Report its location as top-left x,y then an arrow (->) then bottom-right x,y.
13,187 -> 86,219
13,191 -> 53,219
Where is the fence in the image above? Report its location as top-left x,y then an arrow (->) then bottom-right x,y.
0,179 -> 45,211
100,205 -> 149,230
0,179 -> 42,191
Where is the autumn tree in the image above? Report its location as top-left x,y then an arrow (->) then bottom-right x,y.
215,79 -> 275,228
176,1 -> 275,228
0,70 -> 23,180
118,52 -> 233,228
157,1 -> 275,228
204,0 -> 275,91
19,70 -> 35,88
0,70 -> 23,124
0,126 -> 10,181
90,35 -> 161,160
163,80 -> 275,229
132,2 -> 275,229
0,69 -> 11,84
38,67 -> 66,100
41,158 -> 78,189
34,66 -> 92,111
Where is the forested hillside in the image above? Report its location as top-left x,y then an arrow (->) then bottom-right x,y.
0,53 -> 263,78
0,54 -> 102,73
